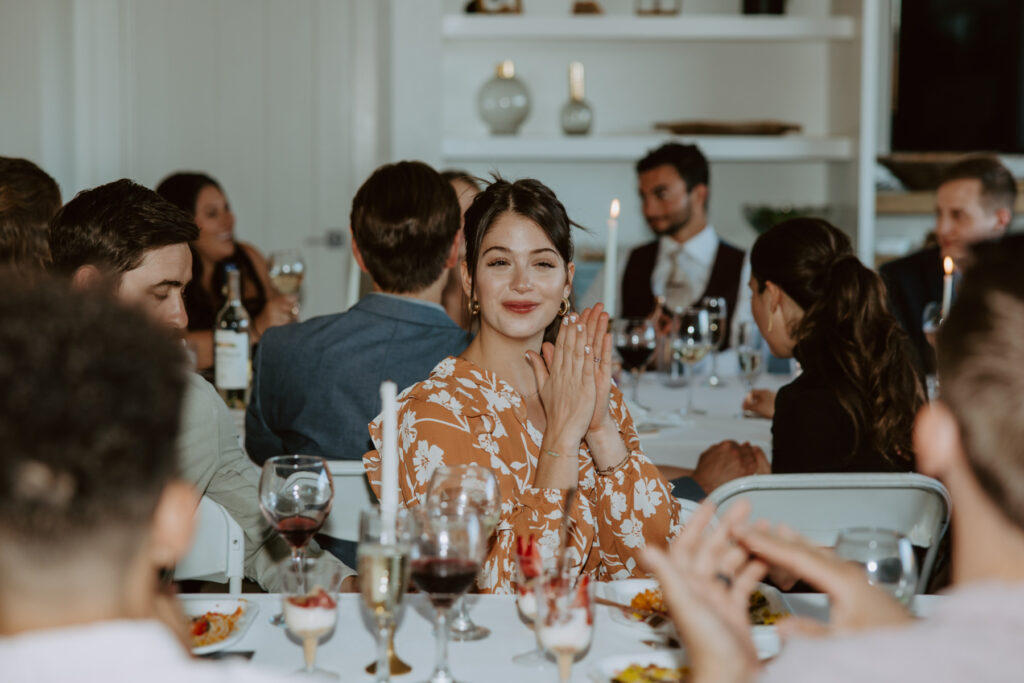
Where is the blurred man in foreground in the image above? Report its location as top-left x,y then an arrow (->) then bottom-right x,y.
645,238 -> 1024,682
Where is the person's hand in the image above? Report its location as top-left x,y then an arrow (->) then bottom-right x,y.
525,312 -> 597,449
691,440 -> 770,495
579,305 -> 614,434
255,293 -> 300,336
742,389 -> 776,419
641,501 -> 766,683
735,523 -> 913,638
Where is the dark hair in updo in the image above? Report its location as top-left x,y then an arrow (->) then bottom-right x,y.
751,218 -> 923,468
463,177 -> 578,342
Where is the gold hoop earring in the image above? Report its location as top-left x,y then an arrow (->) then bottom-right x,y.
559,298 -> 571,317
469,299 -> 480,316
767,316 -> 774,334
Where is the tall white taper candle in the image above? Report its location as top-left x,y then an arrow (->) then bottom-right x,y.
603,199 -> 621,316
379,380 -> 398,542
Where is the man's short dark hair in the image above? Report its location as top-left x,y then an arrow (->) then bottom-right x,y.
350,161 -> 460,294
940,155 -> 1017,216
48,179 -> 199,278
938,237 -> 1024,529
0,275 -> 187,562
0,157 -> 62,272
636,142 -> 710,203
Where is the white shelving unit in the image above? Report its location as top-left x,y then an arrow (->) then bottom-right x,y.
388,1 -> 881,262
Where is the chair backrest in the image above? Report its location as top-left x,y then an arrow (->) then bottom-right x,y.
174,496 -> 245,594
321,460 -> 377,542
706,473 -> 952,593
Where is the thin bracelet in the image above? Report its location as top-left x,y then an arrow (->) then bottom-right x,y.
596,452 -> 631,476
544,449 -> 562,459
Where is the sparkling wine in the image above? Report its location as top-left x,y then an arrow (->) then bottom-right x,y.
676,345 -> 708,364
358,544 -> 410,617
410,557 -> 479,609
270,272 -> 304,296
275,514 -> 324,549
738,348 -> 763,379
214,265 -> 251,409
617,344 -> 655,372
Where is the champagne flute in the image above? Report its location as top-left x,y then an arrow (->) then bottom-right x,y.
358,507 -> 413,682
702,296 -> 728,387
736,321 -> 766,418
675,306 -> 711,416
535,575 -> 594,683
612,317 -> 657,409
281,556 -> 344,678
835,527 -> 919,607
259,455 -> 334,625
426,464 -> 501,642
409,509 -> 485,683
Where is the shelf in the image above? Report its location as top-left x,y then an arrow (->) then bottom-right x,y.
442,135 -> 854,163
442,15 -> 857,42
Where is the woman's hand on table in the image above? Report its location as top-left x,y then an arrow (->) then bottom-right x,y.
742,389 -> 776,419
692,441 -> 770,494
735,522 -> 913,638
641,500 -> 765,683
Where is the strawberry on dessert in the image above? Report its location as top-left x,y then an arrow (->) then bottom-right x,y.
283,587 -> 338,637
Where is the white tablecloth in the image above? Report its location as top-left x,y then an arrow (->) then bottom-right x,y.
626,350 -> 791,469
191,592 -> 941,681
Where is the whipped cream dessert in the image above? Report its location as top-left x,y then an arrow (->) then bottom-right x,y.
517,590 -> 538,621
537,607 -> 592,653
283,588 -> 337,637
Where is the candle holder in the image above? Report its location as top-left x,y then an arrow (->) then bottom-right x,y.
560,62 -> 593,135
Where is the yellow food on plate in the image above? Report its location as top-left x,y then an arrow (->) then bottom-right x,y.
612,663 -> 691,683
629,588 -> 786,626
189,606 -> 244,649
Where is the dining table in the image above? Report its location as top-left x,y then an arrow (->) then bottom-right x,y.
186,591 -> 942,682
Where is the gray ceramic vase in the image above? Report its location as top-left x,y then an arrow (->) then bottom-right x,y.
478,60 -> 530,135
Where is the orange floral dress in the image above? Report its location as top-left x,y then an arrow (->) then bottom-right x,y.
364,356 -> 682,593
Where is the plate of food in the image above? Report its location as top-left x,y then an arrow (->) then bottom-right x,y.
588,651 -> 690,683
180,597 -> 259,655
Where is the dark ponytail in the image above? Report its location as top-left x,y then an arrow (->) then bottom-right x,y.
751,218 -> 923,467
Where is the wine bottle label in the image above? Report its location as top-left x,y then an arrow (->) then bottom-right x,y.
214,330 -> 250,389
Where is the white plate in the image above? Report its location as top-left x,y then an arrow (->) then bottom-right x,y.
599,579 -> 790,656
588,651 -> 688,683
180,596 -> 259,655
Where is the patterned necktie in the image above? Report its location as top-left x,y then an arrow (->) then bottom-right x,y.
663,246 -> 691,313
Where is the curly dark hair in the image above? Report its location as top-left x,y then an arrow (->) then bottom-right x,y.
0,275 -> 187,561
751,218 -> 924,467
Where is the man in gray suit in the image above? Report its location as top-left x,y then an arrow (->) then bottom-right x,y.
48,179 -> 354,591
246,161 -> 470,466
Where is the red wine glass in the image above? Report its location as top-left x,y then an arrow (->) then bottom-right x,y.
409,508 -> 485,683
259,454 -> 334,625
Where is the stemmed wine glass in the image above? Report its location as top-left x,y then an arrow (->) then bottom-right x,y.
535,575 -> 594,683
281,555 -> 345,678
674,307 -> 711,416
702,296 -> 728,387
259,454 -> 334,625
358,507 -> 413,682
736,321 -> 766,418
268,248 -> 306,318
613,318 -> 657,408
426,464 -> 501,642
921,302 -> 943,400
835,527 -> 918,607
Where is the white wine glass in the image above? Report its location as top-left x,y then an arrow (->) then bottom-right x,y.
269,248 -> 306,321
701,296 -> 728,387
613,317 -> 657,409
675,307 -> 711,416
535,575 -> 594,683
426,464 -> 501,642
835,527 -> 918,607
736,321 -> 766,418
358,507 -> 413,682
281,555 -> 345,678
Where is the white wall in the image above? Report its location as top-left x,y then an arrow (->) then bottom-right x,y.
0,0 -> 380,317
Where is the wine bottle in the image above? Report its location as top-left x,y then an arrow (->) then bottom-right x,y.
214,265 -> 251,409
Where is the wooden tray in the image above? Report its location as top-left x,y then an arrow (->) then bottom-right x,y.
653,119 -> 802,136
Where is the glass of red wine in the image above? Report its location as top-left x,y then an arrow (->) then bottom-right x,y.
612,317 -> 657,408
259,454 -> 334,625
409,507 -> 485,683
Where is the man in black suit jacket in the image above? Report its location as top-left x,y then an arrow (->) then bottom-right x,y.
881,156 -> 1016,374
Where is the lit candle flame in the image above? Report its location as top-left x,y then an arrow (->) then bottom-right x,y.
943,256 -> 954,275
610,199 -> 620,219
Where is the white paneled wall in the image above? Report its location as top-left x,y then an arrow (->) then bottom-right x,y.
0,0 -> 381,316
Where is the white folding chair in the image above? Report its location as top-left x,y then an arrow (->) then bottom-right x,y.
706,473 -> 952,594
321,460 -> 377,542
174,496 -> 245,594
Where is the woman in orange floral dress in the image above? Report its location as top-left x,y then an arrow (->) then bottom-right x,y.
364,178 -> 681,593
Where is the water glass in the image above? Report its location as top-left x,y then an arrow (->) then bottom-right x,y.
835,527 -> 918,606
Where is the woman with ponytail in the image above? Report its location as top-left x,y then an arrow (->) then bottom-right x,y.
741,218 -> 924,473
